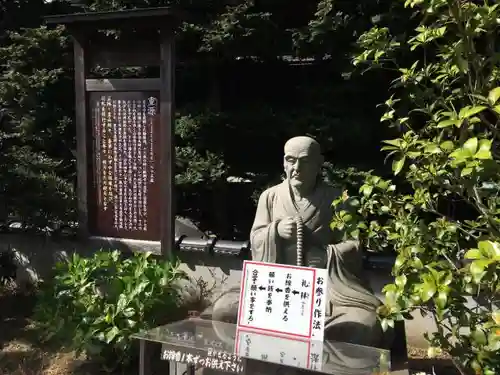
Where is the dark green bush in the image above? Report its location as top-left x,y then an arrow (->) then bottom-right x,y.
34,250 -> 187,369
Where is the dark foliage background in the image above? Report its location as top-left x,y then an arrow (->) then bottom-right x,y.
0,0 -> 395,239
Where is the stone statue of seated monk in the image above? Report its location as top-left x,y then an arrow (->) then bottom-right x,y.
206,136 -> 390,348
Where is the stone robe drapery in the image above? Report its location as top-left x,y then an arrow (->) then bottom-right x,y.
250,181 -> 337,267
208,181 -> 388,349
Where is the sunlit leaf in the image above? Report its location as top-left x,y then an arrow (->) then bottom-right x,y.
424,143 -> 441,154
383,139 -> 403,147
461,167 -> 474,177
470,259 -> 492,275
437,119 -> 460,128
493,311 -> 500,325
392,156 -> 406,175
474,139 -> 492,159
440,141 -> 454,150
458,106 -> 486,119
488,87 -> 500,105
420,280 -> 437,302
464,249 -> 482,260
463,137 -> 478,155
478,240 -> 500,258
395,275 -> 407,288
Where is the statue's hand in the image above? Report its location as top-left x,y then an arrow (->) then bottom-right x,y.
277,217 -> 297,240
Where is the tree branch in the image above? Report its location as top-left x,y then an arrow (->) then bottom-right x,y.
468,185 -> 500,237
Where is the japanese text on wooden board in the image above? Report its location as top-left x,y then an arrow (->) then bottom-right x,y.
162,348 -> 243,373
94,95 -> 157,232
237,261 -> 327,340
236,330 -> 323,371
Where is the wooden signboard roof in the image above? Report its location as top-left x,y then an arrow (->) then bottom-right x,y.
44,6 -> 183,30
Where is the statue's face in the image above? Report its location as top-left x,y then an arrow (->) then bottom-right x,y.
284,139 -> 322,188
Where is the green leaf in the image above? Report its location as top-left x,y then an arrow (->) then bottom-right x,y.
474,139 -> 492,160
105,326 -> 120,344
459,106 -> 486,119
348,198 -> 361,208
471,329 -> 487,346
441,272 -> 453,286
381,110 -> 395,122
435,291 -> 448,309
341,212 -> 353,222
424,143 -> 441,154
407,151 -> 421,158
116,294 -> 128,314
461,167 -> 474,177
395,275 -> 407,288
420,280 -> 437,302
380,319 -> 390,332
356,222 -> 367,230
474,150 -> 492,160
478,240 -> 500,258
392,156 -> 406,175
361,185 -> 373,197
437,119 -> 460,128
374,50 -> 385,60
464,249 -> 483,260
488,87 -> 500,105
463,138 -> 478,155
412,257 -> 423,269
449,149 -> 470,164
440,141 -> 454,151
470,259 -> 493,275
492,311 -> 500,325
394,255 -> 405,269
383,139 -> 403,147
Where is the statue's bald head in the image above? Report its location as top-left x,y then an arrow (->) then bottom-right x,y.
283,136 -> 323,190
284,136 -> 322,159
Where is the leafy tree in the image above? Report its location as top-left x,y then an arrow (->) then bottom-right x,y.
331,0 -> 500,373
0,22 -> 77,229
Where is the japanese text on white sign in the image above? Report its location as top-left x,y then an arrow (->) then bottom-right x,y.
162,348 -> 243,373
237,261 -> 327,340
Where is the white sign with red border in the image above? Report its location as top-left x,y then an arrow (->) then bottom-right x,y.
236,261 -> 328,341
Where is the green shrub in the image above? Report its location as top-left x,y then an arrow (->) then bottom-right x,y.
322,162 -> 373,193
330,0 -> 500,372
34,250 -> 187,369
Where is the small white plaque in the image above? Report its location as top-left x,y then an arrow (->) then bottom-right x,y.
235,329 -> 324,371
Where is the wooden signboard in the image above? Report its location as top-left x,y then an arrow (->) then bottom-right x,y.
44,7 -> 179,256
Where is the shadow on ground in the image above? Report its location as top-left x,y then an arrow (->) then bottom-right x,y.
0,286 -> 38,348
0,284 -> 204,375
0,286 -> 95,375
0,348 -> 46,375
410,358 -> 461,375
